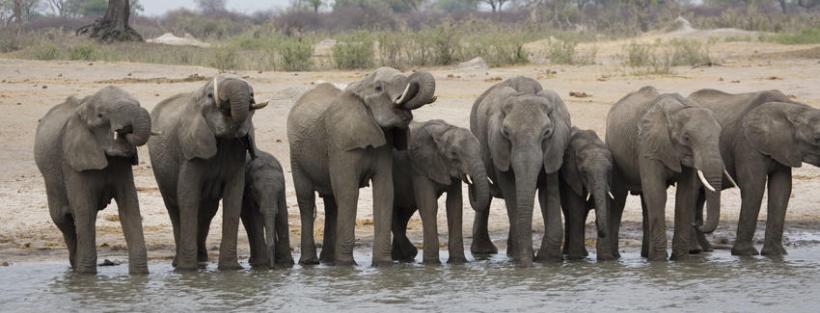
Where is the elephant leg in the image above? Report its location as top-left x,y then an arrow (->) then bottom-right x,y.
639,161 -> 669,261
319,196 -> 337,264
176,166 -> 203,271
240,204 -> 268,268
561,188 -> 588,260
293,166 -> 319,265
65,179 -> 98,274
329,158 -> 363,266
115,179 -> 148,274
48,199 -> 77,269
197,200 -> 219,264
274,192 -> 294,266
217,170 -> 245,271
495,172 -> 518,258
162,197 -> 181,267
470,197 -> 497,254
414,179 -> 440,264
671,168 -> 696,261
640,195 -> 650,258
370,152 -> 396,266
732,160 -> 767,256
536,173 -> 563,262
445,184 -> 466,264
761,167 -> 791,257
690,190 -> 713,253
600,179 -> 627,260
391,206 -> 418,262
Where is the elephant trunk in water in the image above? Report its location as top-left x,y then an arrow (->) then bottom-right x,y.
694,151 -> 724,234
114,103 -> 152,147
221,79 -> 250,124
512,147 -> 542,266
466,156 -> 491,212
397,71 -> 436,110
588,170 -> 609,239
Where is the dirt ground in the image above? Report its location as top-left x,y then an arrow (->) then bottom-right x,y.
2,37 -> 820,265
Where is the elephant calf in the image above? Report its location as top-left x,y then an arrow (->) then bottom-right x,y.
241,150 -> 295,269
34,86 -> 152,274
391,120 -> 490,264
559,127 -> 613,260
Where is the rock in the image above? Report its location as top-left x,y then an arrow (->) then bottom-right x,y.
569,91 -> 591,98
458,57 -> 488,71
666,16 -> 695,33
1,261 -> 9,267
98,259 -> 120,266
147,33 -> 211,48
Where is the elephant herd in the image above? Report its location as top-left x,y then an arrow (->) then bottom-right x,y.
32,67 -> 820,274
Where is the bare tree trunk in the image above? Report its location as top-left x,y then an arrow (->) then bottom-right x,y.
77,0 -> 143,42
13,0 -> 23,24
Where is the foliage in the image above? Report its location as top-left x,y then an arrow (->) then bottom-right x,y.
278,37 -> 314,71
765,26 -> 820,44
332,32 -> 374,69
210,44 -> 238,72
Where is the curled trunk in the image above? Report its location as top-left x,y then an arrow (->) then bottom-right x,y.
122,105 -> 151,146
399,71 -> 436,110
467,158 -> 491,212
222,79 -> 250,123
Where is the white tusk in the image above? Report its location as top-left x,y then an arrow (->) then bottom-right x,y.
608,191 -> 615,200
212,77 -> 219,104
151,130 -> 163,136
724,169 -> 739,189
465,175 -> 473,185
488,177 -> 495,185
697,170 -> 716,192
394,83 -> 412,104
586,193 -> 592,202
113,131 -> 118,140
251,100 -> 269,110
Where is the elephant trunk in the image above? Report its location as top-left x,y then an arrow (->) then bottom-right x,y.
695,153 -> 724,234
589,173 -> 609,239
398,71 -> 436,110
512,148 -> 542,266
122,105 -> 151,147
466,157 -> 490,212
222,79 -> 250,123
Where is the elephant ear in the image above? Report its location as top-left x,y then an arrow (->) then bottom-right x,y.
409,125 -> 452,185
63,111 -> 107,171
181,109 -> 217,160
539,90 -> 572,174
742,102 -> 802,167
638,96 -> 681,172
328,91 -> 386,151
560,135 -> 585,196
484,87 -> 517,172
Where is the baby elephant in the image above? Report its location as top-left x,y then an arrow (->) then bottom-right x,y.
34,86 -> 153,274
241,150 -> 294,269
559,127 -> 613,260
391,120 -> 490,264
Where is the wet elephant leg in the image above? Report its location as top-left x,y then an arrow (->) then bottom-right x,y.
732,158 -> 767,256
445,184 -> 466,264
762,167 -> 791,257
115,179 -> 148,274
601,179 -> 627,260
414,178 -> 440,264
320,196 -> 337,264
671,168 -> 696,261
293,166 -> 319,265
240,204 -> 267,268
391,206 -> 418,262
536,173 -> 563,262
561,187 -> 589,259
495,171 -> 518,258
638,159 -> 669,261
470,198 -> 497,254
197,200 -> 219,264
690,190 -> 713,253
640,195 -> 649,258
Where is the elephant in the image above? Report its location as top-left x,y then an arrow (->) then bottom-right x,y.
241,150 -> 295,269
34,86 -> 152,274
390,119 -> 491,264
470,76 -> 572,266
559,127 -> 613,260
148,74 -> 268,270
606,86 -> 729,261
287,67 -> 436,266
687,89 -> 820,256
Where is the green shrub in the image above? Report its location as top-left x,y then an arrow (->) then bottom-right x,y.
279,38 -> 314,71
463,32 -> 530,67
69,45 -> 97,61
333,32 -> 374,70
211,45 -> 239,71
669,39 -> 711,66
32,44 -> 62,60
766,27 -> 820,45
621,41 -> 672,75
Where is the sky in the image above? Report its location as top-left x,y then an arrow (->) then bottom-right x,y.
140,0 -> 293,16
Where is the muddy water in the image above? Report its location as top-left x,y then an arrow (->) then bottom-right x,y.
2,247 -> 820,313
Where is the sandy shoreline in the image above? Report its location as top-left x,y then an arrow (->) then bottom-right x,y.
2,38 -> 820,265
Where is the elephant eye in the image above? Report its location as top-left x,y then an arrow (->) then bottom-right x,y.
375,84 -> 383,93
97,113 -> 103,118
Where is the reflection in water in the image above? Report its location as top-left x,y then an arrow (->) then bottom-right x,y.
3,246 -> 820,312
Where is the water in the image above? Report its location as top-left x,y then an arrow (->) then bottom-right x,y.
3,246 -> 820,313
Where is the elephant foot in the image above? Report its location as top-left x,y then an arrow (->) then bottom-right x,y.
564,247 -> 589,260
470,237 -> 498,255
670,250 -> 691,261
596,253 -> 616,261
276,256 -> 295,267
646,251 -> 668,262
447,255 -> 467,264
391,241 -> 419,262
217,261 -> 243,271
422,258 -> 441,265
731,244 -> 759,256
534,252 -> 563,263
565,253 -> 587,261
761,244 -> 787,257
299,256 -> 320,265
75,265 -> 97,274
128,264 -> 149,275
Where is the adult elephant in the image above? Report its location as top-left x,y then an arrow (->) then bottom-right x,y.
34,86 -> 152,274
149,74 -> 268,270
288,67 -> 436,266
606,86 -> 728,261
559,127 -> 613,260
470,76 -> 572,266
688,89 -> 820,256
391,120 -> 490,264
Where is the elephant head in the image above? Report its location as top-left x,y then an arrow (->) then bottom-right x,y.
332,67 -> 437,151
63,86 -> 151,171
408,120 -> 490,212
483,77 -> 572,260
561,128 -> 612,238
182,75 -> 268,160
639,91 -> 727,233
743,100 -> 820,168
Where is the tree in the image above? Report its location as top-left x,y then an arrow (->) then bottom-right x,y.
436,0 -> 479,12
76,0 -> 143,42
306,0 -> 322,12
194,0 -> 226,14
481,0 -> 510,12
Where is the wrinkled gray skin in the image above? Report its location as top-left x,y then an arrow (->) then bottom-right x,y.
391,120 -> 490,264
149,75 -> 267,270
560,127 -> 612,260
470,76 -> 572,266
241,150 -> 294,269
288,67 -> 436,266
606,86 -> 726,261
34,86 -> 151,274
688,89 -> 820,256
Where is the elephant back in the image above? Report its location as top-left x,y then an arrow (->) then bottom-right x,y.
34,96 -> 83,179
287,83 -> 341,145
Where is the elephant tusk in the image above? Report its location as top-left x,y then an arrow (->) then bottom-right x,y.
724,169 -> 739,189
608,191 -> 615,200
251,100 -> 269,110
586,193 -> 592,202
151,130 -> 163,136
697,170 -> 716,192
394,83 -> 412,104
465,175 -> 473,185
113,131 -> 118,140
212,77 -> 219,104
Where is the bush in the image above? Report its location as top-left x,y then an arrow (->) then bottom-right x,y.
621,41 -> 672,75
462,32 -> 530,67
32,44 -> 62,60
211,45 -> 239,71
669,39 -> 712,66
69,45 -> 97,61
279,38 -> 314,71
766,27 -> 820,45
333,32 -> 374,70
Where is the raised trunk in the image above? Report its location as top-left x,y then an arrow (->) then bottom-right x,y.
399,71 -> 436,110
222,79 -> 250,124
76,0 -> 143,42
467,158 -> 491,212
122,105 -> 151,146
